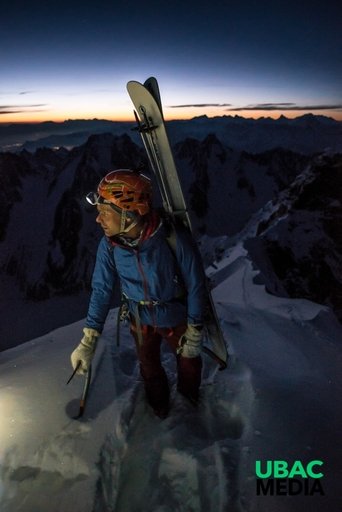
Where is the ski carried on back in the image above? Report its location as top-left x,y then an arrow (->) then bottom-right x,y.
127,77 -> 229,369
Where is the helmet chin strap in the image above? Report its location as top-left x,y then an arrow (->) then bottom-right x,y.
119,209 -> 139,235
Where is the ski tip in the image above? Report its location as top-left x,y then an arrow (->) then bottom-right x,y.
144,76 -> 158,85
126,80 -> 140,85
126,80 -> 142,91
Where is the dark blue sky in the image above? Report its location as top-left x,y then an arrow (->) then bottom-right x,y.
1,0 -> 341,121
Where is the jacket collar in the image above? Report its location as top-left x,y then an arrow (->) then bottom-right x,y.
107,210 -> 161,249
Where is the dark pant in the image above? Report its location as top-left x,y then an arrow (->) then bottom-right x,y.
130,323 -> 202,410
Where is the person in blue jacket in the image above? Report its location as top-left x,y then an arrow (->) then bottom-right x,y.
71,169 -> 207,418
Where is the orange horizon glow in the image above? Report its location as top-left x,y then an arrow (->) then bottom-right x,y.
1,108 -> 341,124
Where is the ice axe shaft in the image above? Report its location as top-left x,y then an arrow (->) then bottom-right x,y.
75,364 -> 92,418
66,362 -> 92,418
66,361 -> 81,384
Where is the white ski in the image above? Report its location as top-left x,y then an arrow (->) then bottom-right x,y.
127,77 -> 229,369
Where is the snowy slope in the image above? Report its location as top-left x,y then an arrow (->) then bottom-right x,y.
1,248 -> 341,512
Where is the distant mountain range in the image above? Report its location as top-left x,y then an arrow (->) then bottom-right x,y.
0,114 -> 341,154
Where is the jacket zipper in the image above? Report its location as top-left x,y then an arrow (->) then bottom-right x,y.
134,249 -> 157,329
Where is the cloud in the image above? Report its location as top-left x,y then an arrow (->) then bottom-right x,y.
168,103 -> 232,108
227,103 -> 342,111
167,102 -> 342,112
0,91 -> 36,96
0,104 -> 48,114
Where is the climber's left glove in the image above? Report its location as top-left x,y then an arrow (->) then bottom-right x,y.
177,324 -> 203,358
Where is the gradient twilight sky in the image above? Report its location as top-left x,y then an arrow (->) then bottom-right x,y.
1,0 -> 342,122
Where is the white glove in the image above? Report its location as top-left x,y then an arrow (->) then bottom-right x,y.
177,324 -> 203,358
70,328 -> 100,375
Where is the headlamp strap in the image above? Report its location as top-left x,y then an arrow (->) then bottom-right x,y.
120,209 -> 127,232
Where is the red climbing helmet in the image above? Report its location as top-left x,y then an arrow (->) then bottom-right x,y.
88,169 -> 152,216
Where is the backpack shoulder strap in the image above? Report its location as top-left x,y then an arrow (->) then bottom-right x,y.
165,221 -> 177,257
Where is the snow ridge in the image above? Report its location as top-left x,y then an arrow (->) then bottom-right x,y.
91,323 -> 252,512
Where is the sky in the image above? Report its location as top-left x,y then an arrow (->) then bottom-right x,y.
1,0 -> 342,123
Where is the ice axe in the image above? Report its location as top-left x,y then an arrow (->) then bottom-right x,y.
66,362 -> 92,419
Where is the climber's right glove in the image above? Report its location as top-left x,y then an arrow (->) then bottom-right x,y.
70,327 -> 100,375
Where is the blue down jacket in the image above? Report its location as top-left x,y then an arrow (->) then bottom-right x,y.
85,220 -> 207,332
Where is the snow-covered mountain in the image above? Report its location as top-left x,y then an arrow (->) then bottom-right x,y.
1,124 -> 341,351
0,135 -> 146,349
244,153 -> 342,322
1,114 -> 341,154
169,114 -> 342,155
0,132 -> 320,349
174,135 -> 311,235
0,120 -> 137,153
0,134 -> 146,297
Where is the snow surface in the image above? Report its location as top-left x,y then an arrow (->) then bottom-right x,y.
0,246 -> 341,512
